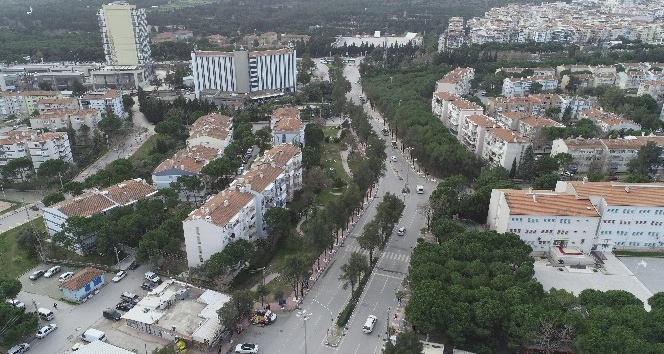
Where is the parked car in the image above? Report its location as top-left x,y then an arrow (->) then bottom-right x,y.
115,302 -> 134,311
58,271 -> 74,283
36,324 -> 57,338
112,270 -> 127,283
6,299 -> 25,308
234,343 -> 259,354
145,271 -> 162,284
7,343 -> 29,354
29,270 -> 46,280
71,343 -> 86,351
44,266 -> 61,278
121,292 -> 141,304
141,281 -> 156,291
102,309 -> 122,321
128,260 -> 140,270
397,227 -> 406,236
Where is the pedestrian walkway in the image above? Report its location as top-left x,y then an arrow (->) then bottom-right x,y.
343,244 -> 411,264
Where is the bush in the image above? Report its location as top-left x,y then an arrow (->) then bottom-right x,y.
336,301 -> 356,327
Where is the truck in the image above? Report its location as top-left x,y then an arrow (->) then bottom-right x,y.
145,271 -> 162,284
81,328 -> 107,343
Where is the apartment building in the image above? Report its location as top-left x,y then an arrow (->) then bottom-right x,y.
487,188 -> 601,255
183,188 -> 257,267
186,113 -> 233,151
551,136 -> 664,173
42,178 -> 156,253
98,3 -> 152,68
518,116 -> 565,140
459,114 -> 496,156
637,80 -> 664,103
37,98 -> 80,112
486,96 -> 531,117
578,109 -> 641,133
481,127 -> 531,170
431,92 -> 483,135
191,48 -> 297,98
256,144 -> 302,202
555,181 -> 664,252
592,73 -> 618,87
494,111 -> 526,131
435,67 -> 475,96
617,70 -> 649,90
0,130 -> 73,173
501,76 -> 559,98
271,107 -> 304,146
439,17 -> 465,51
560,95 -> 598,120
79,89 -> 124,118
498,67 -> 556,76
31,109 -> 101,134
152,145 -> 221,191
0,91 -> 62,119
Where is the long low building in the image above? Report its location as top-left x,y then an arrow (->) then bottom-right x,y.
488,181 -> 664,254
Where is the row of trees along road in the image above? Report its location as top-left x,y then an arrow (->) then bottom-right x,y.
0,278 -> 38,347
406,230 -> 664,354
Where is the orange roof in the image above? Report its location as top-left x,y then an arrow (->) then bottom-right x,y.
81,89 -> 119,100
188,113 -> 232,142
104,179 -> 157,205
187,189 -> 254,227
61,267 -> 104,291
38,98 -> 77,105
154,145 -> 220,174
52,179 -> 155,217
499,111 -> 525,120
503,190 -> 599,217
562,138 -> 605,150
271,107 -> 302,132
433,92 -> 461,101
487,128 -> 530,143
520,116 -> 564,128
450,98 -> 482,110
466,114 -> 495,127
437,67 -> 473,84
601,136 -> 664,150
40,109 -> 99,118
567,181 -> 664,207
0,91 -> 58,97
237,164 -> 284,192
56,193 -> 116,217
260,144 -> 302,167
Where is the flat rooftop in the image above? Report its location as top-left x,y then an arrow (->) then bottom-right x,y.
157,287 -> 206,337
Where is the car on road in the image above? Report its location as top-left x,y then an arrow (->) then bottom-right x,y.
115,302 -> 134,311
44,266 -> 61,278
29,269 -> 46,280
112,270 -> 127,282
390,156 -> 397,162
102,309 -> 122,321
362,315 -> 377,333
416,185 -> 424,194
6,299 -> 25,308
397,227 -> 406,236
7,343 -> 29,354
234,343 -> 259,353
59,271 -> 74,283
36,324 -> 57,338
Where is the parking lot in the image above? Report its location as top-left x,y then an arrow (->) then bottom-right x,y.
16,264 -> 170,354
619,256 -> 664,294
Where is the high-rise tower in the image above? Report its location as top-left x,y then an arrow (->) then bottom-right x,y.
98,2 -> 152,68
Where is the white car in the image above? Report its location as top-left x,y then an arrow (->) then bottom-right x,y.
36,323 -> 57,338
397,227 -> 406,236
44,265 -> 61,278
234,343 -> 259,353
112,270 -> 127,283
7,343 -> 29,354
59,271 -> 74,283
390,156 -> 397,162
362,315 -> 377,333
6,299 -> 25,308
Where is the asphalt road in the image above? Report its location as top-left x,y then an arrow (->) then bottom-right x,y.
239,58 -> 436,354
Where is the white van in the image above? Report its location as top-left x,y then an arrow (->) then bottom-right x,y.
81,328 -> 107,342
37,307 -> 54,321
416,185 -> 424,194
362,315 -> 377,334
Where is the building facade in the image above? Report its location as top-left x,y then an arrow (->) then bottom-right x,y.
98,3 -> 152,68
502,76 -> 559,98
79,89 -> 125,118
152,145 -> 220,196
61,267 -> 105,302
435,67 -> 475,96
191,48 -> 297,98
271,107 -> 304,146
186,113 -> 233,151
481,127 -> 531,170
31,109 -> 101,134
0,130 -> 73,173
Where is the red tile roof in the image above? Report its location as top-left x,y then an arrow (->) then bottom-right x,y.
61,267 -> 104,291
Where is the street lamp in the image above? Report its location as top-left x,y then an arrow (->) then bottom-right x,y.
297,310 -> 313,354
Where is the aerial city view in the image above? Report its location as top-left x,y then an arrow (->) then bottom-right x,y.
1,0 -> 664,353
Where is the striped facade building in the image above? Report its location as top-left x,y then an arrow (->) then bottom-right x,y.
191,48 -> 297,98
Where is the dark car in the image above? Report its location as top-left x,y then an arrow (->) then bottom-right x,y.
29,270 -> 46,280
128,260 -> 140,270
141,281 -> 156,291
116,302 -> 134,311
103,308 -> 122,321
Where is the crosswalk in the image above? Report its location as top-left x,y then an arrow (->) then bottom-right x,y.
344,244 -> 411,264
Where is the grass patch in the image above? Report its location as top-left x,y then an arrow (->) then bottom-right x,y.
0,201 -> 23,215
0,219 -> 41,278
129,134 -> 159,161
614,250 -> 664,258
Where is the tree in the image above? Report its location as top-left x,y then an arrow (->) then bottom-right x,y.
122,94 -> 135,112
37,159 -> 70,178
384,331 -> 424,354
254,127 -> 272,152
339,251 -> 369,294
97,114 -> 123,137
554,153 -> 574,172
297,54 -> 316,85
517,145 -> 536,181
302,145 -> 322,168
204,239 -> 254,277
627,141 -> 663,177
42,192 -> 65,206
304,123 -> 325,149
430,218 -> 465,244
71,80 -> 87,96
509,157 -> 518,179
281,253 -> 309,299
38,81 -> 53,91
263,207 -> 293,251
304,211 -> 334,270
357,220 -> 381,264
532,173 -> 558,190
16,227 -> 42,257
2,158 -> 33,181
0,278 -> 38,346
155,117 -> 185,140
529,82 -> 543,94
216,289 -> 254,329
62,181 -> 84,196
535,155 -> 559,176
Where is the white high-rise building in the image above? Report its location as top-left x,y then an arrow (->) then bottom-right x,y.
98,2 -> 152,68
191,49 -> 297,98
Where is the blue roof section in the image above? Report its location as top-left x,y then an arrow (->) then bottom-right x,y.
152,169 -> 198,177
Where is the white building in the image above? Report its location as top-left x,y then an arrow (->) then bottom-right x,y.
191,48 -> 297,98
637,80 -> 664,103
152,145 -> 221,193
31,109 -> 101,134
616,70 -> 648,90
0,91 -> 62,119
578,109 -> 641,133
487,188 -> 601,255
37,98 -> 80,112
256,144 -> 302,202
517,116 -> 565,140
555,181 -> 664,252
186,113 -> 233,151
431,92 -> 483,135
0,130 -> 73,173
183,189 -> 257,267
271,107 -> 304,146
501,76 -> 559,98
459,114 -> 496,156
79,89 -> 125,118
435,67 -> 475,96
560,95 -> 599,120
98,3 -> 152,68
42,179 -> 156,253
481,127 -> 531,170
